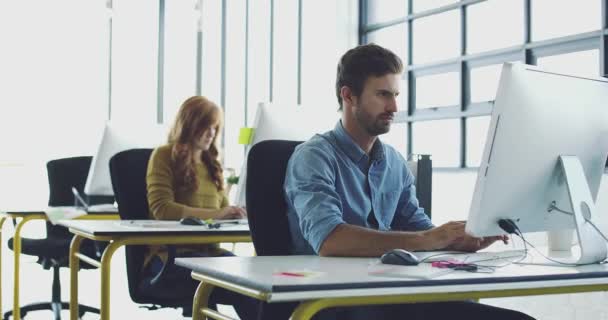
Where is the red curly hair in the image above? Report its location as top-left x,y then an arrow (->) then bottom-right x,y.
168,96 -> 224,192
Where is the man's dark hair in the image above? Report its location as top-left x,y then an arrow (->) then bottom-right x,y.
335,43 -> 403,110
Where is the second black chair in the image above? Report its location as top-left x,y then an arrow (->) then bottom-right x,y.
246,140 -> 303,319
108,148 -> 192,315
5,156 -> 111,320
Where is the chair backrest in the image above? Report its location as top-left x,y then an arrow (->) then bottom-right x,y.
108,148 -> 153,303
407,154 -> 432,218
246,140 -> 302,256
110,148 -> 198,308
43,156 -> 111,268
47,156 -> 92,207
46,156 -> 108,238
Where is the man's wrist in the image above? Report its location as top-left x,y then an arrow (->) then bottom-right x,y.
404,230 -> 435,251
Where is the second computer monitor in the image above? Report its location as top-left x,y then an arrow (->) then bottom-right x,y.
84,121 -> 168,196
466,63 -> 608,243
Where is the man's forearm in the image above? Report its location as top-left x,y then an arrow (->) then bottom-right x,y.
318,223 -> 432,257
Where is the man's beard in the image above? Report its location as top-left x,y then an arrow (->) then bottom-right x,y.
354,107 -> 391,136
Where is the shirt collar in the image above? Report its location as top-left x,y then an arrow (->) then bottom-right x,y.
332,121 -> 385,164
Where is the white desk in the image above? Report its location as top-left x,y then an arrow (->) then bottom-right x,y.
175,254 -> 608,320
0,209 -> 118,320
58,219 -> 251,320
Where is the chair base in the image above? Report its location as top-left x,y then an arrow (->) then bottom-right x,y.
3,302 -> 99,320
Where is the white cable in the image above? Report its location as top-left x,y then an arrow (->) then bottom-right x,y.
548,203 -> 608,242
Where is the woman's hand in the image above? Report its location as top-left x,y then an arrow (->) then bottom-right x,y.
217,206 -> 247,219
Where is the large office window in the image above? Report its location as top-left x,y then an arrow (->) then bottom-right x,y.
467,0 -> 523,54
199,0 -> 222,106
163,0 -> 198,123
246,0 -> 271,125
0,0 -> 357,207
362,0 -> 608,168
532,0 -> 601,41
301,0 -> 345,108
224,0 -> 247,171
0,0 -> 109,163
0,0 -> 110,207
413,10 -> 460,65
272,0 -> 299,106
110,0 -> 159,125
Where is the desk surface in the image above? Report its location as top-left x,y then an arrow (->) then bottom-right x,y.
175,255 -> 608,302
1,205 -> 118,215
58,219 -> 250,236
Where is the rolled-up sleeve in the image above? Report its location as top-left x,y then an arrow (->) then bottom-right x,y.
285,146 -> 345,254
146,148 -> 189,220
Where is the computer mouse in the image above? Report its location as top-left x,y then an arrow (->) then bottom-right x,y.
179,216 -> 205,226
380,249 -> 420,266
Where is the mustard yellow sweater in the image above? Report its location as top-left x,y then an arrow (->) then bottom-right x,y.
144,144 -> 228,267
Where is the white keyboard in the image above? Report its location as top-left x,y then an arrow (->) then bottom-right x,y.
87,203 -> 119,212
416,249 -> 526,266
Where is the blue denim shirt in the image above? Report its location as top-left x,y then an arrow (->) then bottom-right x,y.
284,121 -> 434,255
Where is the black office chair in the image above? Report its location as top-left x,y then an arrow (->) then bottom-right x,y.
246,140 -> 433,319
246,140 -> 302,256
5,156 -> 112,320
108,148 -> 191,315
245,140 -> 303,319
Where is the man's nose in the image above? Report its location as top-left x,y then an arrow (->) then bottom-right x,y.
387,97 -> 398,112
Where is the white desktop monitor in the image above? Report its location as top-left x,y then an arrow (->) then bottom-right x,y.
234,102 -> 340,207
465,62 -> 608,264
84,121 -> 168,196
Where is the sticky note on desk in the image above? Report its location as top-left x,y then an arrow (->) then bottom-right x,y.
273,270 -> 324,278
238,127 -> 255,145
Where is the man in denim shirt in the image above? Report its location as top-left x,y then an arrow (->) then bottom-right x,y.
283,44 -> 534,320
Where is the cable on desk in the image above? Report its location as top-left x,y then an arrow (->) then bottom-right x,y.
548,202 -> 608,243
505,217 -> 585,267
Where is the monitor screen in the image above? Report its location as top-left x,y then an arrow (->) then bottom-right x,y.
84,121 -> 168,196
466,63 -> 608,242
233,102 -> 340,207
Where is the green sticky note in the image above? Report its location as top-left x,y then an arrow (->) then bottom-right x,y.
238,127 -> 255,145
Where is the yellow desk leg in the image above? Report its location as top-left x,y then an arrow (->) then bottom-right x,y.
290,300 -> 328,320
12,215 -> 38,320
0,217 -> 6,317
192,282 -> 214,320
69,235 -> 83,320
99,241 -> 123,320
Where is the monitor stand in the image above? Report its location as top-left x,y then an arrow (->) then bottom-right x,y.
542,156 -> 607,265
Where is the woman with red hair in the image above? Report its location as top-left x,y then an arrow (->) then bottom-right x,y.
144,96 -> 254,318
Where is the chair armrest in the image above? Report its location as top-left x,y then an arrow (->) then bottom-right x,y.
149,245 -> 176,286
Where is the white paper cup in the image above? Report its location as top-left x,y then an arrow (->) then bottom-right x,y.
547,229 -> 575,251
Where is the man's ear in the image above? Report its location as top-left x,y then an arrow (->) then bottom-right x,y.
340,86 -> 356,108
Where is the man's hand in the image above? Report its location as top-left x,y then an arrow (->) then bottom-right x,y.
422,221 -> 467,250
447,234 -> 509,252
